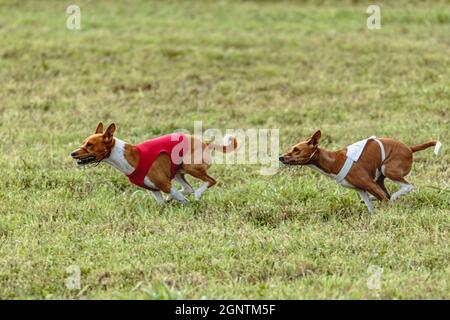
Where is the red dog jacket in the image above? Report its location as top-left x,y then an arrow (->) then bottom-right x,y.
127,133 -> 187,190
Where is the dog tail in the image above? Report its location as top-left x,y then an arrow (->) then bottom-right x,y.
410,140 -> 442,155
207,134 -> 238,153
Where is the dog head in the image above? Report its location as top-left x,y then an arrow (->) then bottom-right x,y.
279,130 -> 321,165
70,122 -> 116,166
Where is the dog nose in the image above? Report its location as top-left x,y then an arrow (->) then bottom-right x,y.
70,151 -> 78,158
279,156 -> 284,162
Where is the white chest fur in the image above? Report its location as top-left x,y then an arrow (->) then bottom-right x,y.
104,138 -> 135,175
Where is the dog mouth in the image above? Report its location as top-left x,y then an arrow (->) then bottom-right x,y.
281,160 -> 300,165
75,155 -> 97,166
279,157 -> 308,165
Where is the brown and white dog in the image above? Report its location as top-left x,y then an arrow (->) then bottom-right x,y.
279,130 -> 442,212
70,122 -> 237,204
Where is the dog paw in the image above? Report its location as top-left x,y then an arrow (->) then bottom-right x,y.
181,190 -> 194,196
194,191 -> 203,200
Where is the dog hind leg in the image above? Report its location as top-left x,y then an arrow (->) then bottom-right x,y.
183,166 -> 217,200
390,179 -> 414,202
383,166 -> 414,202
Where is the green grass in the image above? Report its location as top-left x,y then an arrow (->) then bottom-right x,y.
0,0 -> 449,299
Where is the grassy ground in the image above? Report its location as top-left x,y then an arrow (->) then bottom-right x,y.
0,0 -> 449,299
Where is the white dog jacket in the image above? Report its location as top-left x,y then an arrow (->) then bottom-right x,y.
335,136 -> 385,184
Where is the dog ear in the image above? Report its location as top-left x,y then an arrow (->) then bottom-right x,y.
103,123 -> 116,142
95,122 -> 104,134
308,130 -> 321,146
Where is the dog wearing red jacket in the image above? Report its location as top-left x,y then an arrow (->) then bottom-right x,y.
70,122 -> 238,204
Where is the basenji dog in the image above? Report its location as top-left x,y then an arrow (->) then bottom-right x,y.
279,130 -> 442,212
70,122 -> 238,204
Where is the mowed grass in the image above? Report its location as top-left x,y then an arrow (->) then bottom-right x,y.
0,0 -> 449,299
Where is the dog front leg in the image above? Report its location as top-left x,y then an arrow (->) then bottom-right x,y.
151,176 -> 189,204
150,190 -> 165,204
164,188 -> 190,204
174,172 -> 195,196
143,177 -> 165,204
170,187 -> 189,204
357,190 -> 374,213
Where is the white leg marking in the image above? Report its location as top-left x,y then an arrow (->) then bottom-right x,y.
174,173 -> 194,196
434,141 -> 442,155
357,189 -> 374,213
150,190 -> 165,204
143,177 -> 158,190
194,182 -> 209,200
390,182 -> 413,202
170,187 -> 189,204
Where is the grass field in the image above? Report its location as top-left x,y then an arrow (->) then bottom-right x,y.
0,0 -> 449,299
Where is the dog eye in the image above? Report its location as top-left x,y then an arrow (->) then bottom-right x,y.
86,143 -> 93,148
293,147 -> 299,152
